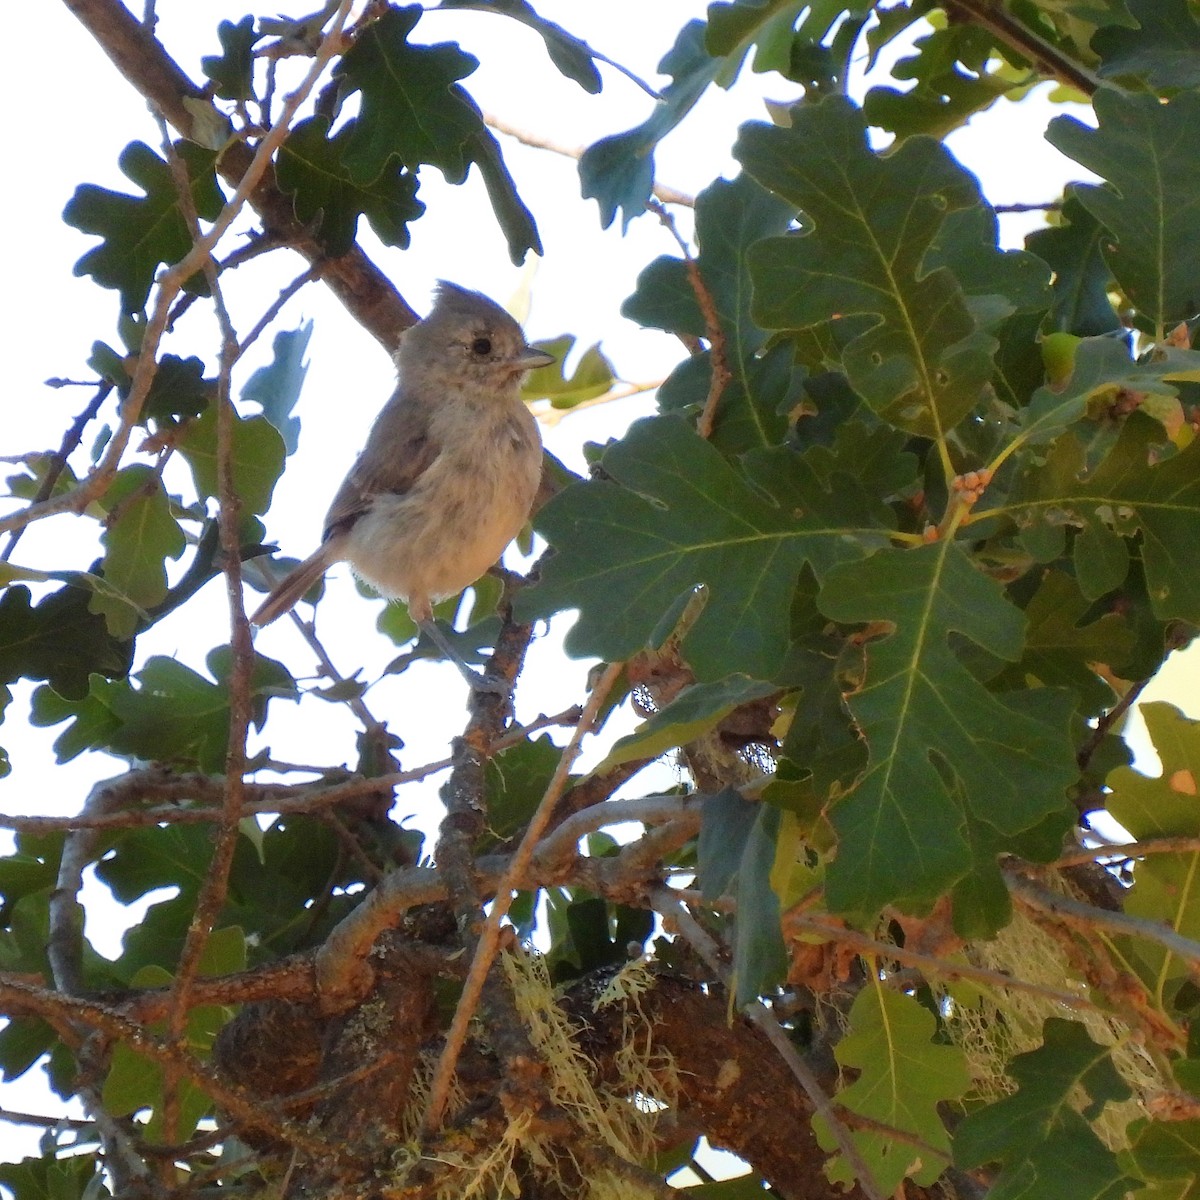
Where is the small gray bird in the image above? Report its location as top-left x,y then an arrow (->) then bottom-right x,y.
250,282 -> 554,690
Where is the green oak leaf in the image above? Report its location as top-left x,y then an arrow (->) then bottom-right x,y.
736,97 -> 1000,439
243,321 -> 313,454
92,466 -> 186,638
141,354 -> 214,423
624,173 -> 795,351
63,140 -> 224,314
1124,1117 -> 1200,1195
955,1019 -> 1136,1200
0,584 -> 132,701
522,334 -> 614,409
1016,334 -> 1200,452
201,14 -> 258,100
461,124 -> 541,263
623,172 -> 798,452
705,0 -> 809,78
815,986 -> 969,1194
816,540 -> 1077,917
1048,88 -> 1200,333
1026,197 -> 1121,337
732,802 -> 788,1005
277,116 -> 424,256
333,7 -> 539,261
864,22 -> 1023,142
580,21 -> 714,230
178,404 -> 286,516
0,1153 -> 100,1200
925,205 -> 1051,329
1093,0 -> 1200,88
697,790 -> 787,1004
596,675 -> 777,773
337,6 -> 480,183
30,648 -> 296,771
438,0 -> 601,92
993,570 -> 1133,714
655,342 -> 799,457
482,734 -> 563,848
0,1014 -> 54,1083
1105,702 -> 1200,987
1011,413 -> 1200,623
517,414 -> 891,681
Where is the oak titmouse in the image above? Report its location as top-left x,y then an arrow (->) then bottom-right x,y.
250,282 -> 554,690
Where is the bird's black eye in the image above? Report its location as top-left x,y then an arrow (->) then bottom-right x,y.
471,336 -> 493,356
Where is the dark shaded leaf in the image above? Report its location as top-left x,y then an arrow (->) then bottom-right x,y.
201,15 -> 258,100
864,22 -> 1022,141
462,125 -> 542,262
277,116 -> 423,255
1026,197 -> 1121,337
30,649 -> 295,771
143,354 -> 213,422
1093,0 -> 1200,88
482,734 -> 562,847
337,6 -> 480,183
1012,413 -> 1200,623
697,787 -> 758,902
63,141 -> 224,314
598,676 -> 776,772
0,585 -> 132,701
1048,88 -> 1200,332
438,0 -> 601,92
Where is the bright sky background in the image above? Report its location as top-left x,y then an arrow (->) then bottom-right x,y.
3,0 -> 1198,1168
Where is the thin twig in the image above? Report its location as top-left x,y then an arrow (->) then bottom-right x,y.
483,112 -> 694,207
420,660 -> 625,1133
237,265 -> 319,360
0,763 -> 453,835
1,382 -> 111,562
1077,674 -> 1154,770
995,200 -> 1063,213
785,914 -> 1107,1015
46,776 -> 162,1196
1055,835 -> 1200,870
155,124 -> 254,1148
647,200 -> 730,440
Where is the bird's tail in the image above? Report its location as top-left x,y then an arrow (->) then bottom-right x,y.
249,545 -> 337,626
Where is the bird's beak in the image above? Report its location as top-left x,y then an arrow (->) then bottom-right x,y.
516,346 -> 556,370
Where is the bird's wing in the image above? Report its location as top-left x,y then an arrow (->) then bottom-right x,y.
322,393 -> 441,541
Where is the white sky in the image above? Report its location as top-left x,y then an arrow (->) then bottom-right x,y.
3,0 -> 1197,1168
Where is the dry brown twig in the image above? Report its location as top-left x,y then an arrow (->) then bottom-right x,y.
420,660 -> 626,1133
646,199 -> 731,440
